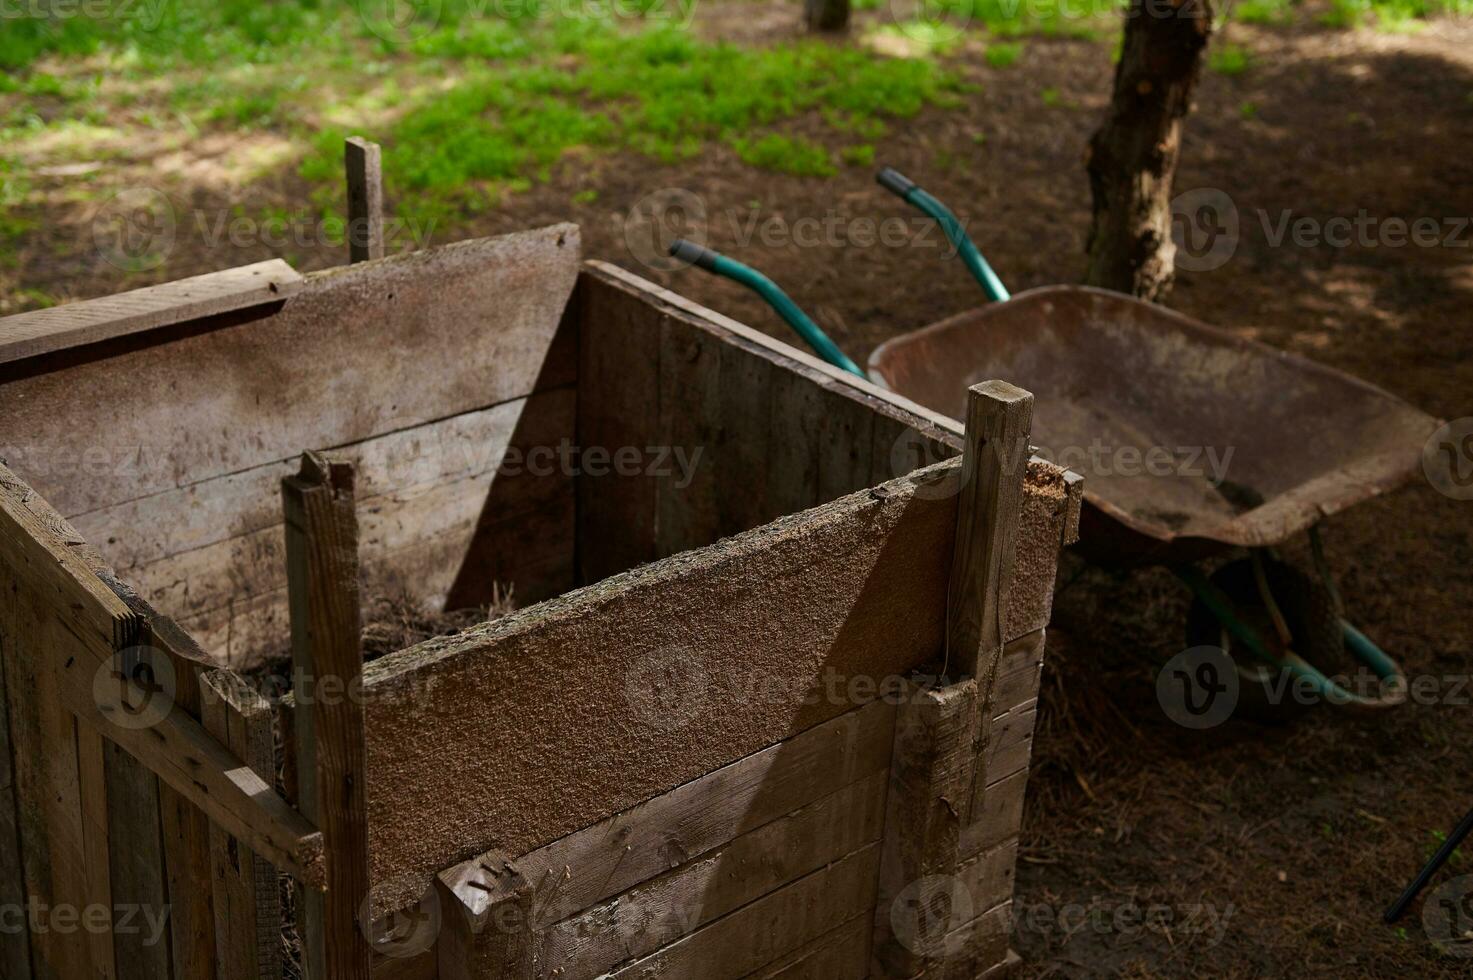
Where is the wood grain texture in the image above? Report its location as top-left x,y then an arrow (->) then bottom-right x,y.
535,768 -> 887,979
872,678 -> 980,977
0,581 -> 34,979
0,260 -> 302,366
601,842 -> 879,980
441,699 -> 896,932
946,381 -> 1034,683
283,453 -> 373,980
367,460 -> 960,910
201,670 -> 282,980
2,225 -> 579,519
345,138 -> 385,263
103,741 -> 172,980
89,388 -> 575,669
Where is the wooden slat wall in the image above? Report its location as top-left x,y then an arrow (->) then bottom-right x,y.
362,456 -> 965,914
0,227 -> 582,670
574,262 -> 960,580
0,466 -> 338,980
439,699 -> 897,980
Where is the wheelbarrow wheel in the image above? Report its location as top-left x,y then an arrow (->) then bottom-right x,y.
1184,557 -> 1348,722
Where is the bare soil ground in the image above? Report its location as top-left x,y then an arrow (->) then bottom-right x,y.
9,5 -> 1473,976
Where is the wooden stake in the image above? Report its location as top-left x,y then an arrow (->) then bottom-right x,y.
946,380 -> 1033,684
345,137 -> 384,263
283,452 -> 371,980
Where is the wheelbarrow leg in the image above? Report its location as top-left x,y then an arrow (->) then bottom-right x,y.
1384,805 -> 1473,924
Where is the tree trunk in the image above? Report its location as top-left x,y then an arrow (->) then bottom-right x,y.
805,0 -> 850,31
1084,0 -> 1213,301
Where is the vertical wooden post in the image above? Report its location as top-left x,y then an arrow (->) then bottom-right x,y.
871,677 -> 979,977
437,853 -> 536,980
345,137 -> 384,264
202,670 -> 282,980
947,380 -> 1033,686
283,452 -> 371,980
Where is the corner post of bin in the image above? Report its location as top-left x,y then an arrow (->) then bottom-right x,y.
947,380 -> 1033,693
345,136 -> 384,264
282,451 -> 373,980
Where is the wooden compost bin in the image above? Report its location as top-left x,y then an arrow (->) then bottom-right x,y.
0,224 -> 1081,980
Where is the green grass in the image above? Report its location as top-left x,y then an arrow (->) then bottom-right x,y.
1209,43 -> 1253,75
984,42 -> 1024,68
841,143 -> 877,167
1231,0 -> 1298,24
1,3 -> 967,236
1320,0 -> 1473,26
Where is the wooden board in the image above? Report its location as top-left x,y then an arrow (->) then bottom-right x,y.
441,699 -> 896,930
602,843 -> 880,980
365,459 -> 962,909
538,769 -> 886,978
82,388 -> 575,668
1,225 -> 580,519
0,585 -> 34,979
574,263 -> 964,572
0,260 -> 302,367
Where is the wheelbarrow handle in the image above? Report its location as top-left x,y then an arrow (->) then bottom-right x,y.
875,167 -> 1012,304
668,240 -> 865,379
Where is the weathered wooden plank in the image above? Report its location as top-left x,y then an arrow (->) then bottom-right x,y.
603,843 -> 880,980
0,260 -> 302,366
537,769 -> 887,978
935,901 -> 1013,980
947,381 -> 1033,683
746,914 -> 870,980
436,851 -> 534,980
969,628 -> 1047,845
654,311 -> 722,560
79,387 -> 574,668
284,453 -> 373,980
0,579 -> 34,979
0,463 -> 141,980
201,670 -> 281,980
2,226 -> 580,519
957,840 -> 1019,922
574,274 -> 661,584
441,699 -> 896,932
102,741 -> 173,980
345,137 -> 385,263
960,768 -> 1031,860
379,459 -> 958,906
872,678 -> 979,977
74,390 -> 566,576
179,483 -> 573,670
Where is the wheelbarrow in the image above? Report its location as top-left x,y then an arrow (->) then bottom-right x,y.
668,168 -> 1441,716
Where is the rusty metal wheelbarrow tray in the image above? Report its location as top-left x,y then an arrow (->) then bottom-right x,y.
868,285 -> 1441,567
